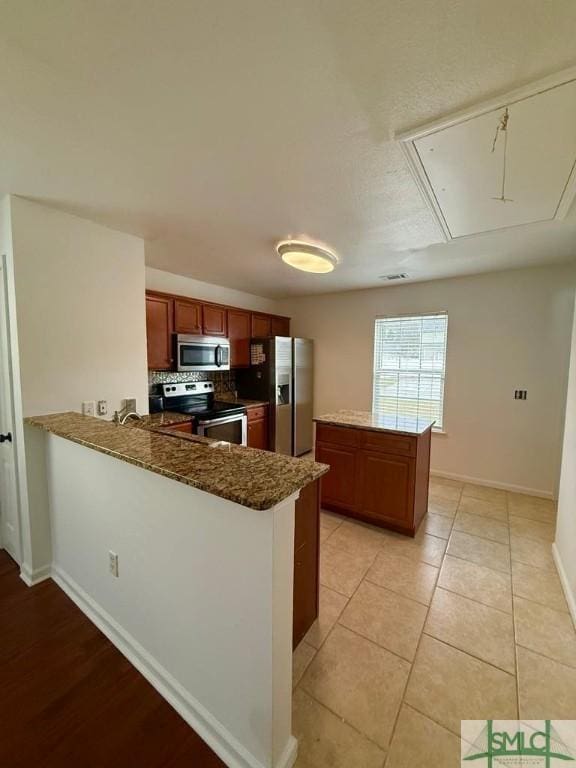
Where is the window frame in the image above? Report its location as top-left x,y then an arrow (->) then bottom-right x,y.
371,310 -> 449,433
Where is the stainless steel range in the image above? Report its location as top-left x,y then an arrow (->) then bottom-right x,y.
161,382 -> 247,445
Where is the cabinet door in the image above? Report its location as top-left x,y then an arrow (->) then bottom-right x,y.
271,316 -> 290,336
359,450 -> 414,526
251,313 -> 271,338
174,299 -> 202,335
165,421 -> 193,433
247,417 -> 268,450
227,308 -> 251,367
315,443 -> 358,511
146,294 -> 173,370
202,304 -> 228,337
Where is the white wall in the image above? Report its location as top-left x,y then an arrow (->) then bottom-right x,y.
11,197 -> 149,417
554,295 -> 576,621
146,266 -> 281,315
279,265 -> 576,497
43,433 -> 296,768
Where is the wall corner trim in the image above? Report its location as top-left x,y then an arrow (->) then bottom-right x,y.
552,542 -> 576,629
52,564 -> 294,768
19,562 -> 51,587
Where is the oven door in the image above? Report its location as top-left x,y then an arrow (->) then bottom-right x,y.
176,336 -> 230,372
196,413 -> 247,445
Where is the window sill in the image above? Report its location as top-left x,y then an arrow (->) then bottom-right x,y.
432,429 -> 447,436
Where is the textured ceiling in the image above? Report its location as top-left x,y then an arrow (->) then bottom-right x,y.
1,0 -> 576,297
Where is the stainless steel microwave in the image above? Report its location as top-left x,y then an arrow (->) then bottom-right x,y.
175,335 -> 230,372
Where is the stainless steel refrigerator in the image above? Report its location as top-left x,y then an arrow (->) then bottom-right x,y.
236,337 -> 313,456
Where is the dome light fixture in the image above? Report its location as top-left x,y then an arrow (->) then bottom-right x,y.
276,239 -> 338,274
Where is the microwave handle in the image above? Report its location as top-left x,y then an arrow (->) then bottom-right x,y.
216,345 -> 222,367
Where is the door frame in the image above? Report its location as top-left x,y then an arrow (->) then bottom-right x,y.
0,252 -> 24,564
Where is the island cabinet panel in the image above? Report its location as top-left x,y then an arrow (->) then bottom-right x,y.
174,298 -> 202,335
315,443 -> 358,511
228,308 -> 251,367
202,304 -> 228,337
251,313 -> 272,338
316,421 -> 431,536
293,479 -> 320,649
146,294 -> 174,370
247,404 -> 269,450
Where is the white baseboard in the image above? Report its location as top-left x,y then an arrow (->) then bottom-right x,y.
20,562 -> 52,586
53,565 -> 292,768
552,543 -> 576,629
430,470 -> 555,500
276,737 -> 297,768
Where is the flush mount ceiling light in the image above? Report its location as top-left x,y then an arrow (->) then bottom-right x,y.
276,240 -> 338,274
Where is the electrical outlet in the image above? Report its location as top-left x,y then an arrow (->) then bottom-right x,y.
123,398 -> 137,413
97,400 -> 108,416
82,400 -> 96,417
109,551 -> 119,577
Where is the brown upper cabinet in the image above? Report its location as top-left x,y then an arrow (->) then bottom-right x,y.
145,290 -> 290,370
202,304 -> 228,337
146,293 -> 174,370
174,298 -> 202,335
252,313 -> 272,337
227,308 -> 251,367
271,316 -> 290,336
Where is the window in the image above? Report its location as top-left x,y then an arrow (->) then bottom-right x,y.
372,312 -> 448,430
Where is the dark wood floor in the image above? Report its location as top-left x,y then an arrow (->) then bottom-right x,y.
0,550 -> 226,768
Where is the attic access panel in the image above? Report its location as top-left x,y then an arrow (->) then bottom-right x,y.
399,70 -> 576,240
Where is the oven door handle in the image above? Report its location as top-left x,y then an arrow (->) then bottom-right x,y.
197,414 -> 245,427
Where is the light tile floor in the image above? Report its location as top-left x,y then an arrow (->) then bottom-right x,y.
292,477 -> 576,767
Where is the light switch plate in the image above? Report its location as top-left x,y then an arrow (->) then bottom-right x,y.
82,400 -> 96,417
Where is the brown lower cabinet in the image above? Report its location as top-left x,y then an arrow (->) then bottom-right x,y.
293,479 -> 320,648
246,404 -> 269,450
164,421 -> 193,433
315,422 -> 431,536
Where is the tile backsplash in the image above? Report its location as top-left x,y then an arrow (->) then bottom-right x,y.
148,370 -> 237,396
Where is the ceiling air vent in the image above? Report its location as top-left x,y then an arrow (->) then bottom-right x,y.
379,273 -> 409,281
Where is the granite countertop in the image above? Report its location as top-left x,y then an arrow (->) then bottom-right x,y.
314,409 -> 435,436
216,395 -> 269,409
135,412 -> 194,428
25,412 -> 328,510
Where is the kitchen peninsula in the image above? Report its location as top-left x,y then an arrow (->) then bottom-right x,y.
24,412 -> 328,768
315,410 -> 434,536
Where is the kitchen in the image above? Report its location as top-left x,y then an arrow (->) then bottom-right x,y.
2,4 -> 576,768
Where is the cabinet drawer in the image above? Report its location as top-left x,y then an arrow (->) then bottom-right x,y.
361,430 -> 416,457
315,423 -> 359,448
247,405 -> 267,422
165,421 -> 193,433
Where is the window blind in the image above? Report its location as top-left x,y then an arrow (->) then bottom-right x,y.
372,312 -> 448,429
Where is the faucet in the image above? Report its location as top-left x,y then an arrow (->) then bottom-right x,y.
113,410 -> 142,425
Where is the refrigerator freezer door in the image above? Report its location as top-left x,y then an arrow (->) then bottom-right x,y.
274,337 -> 293,455
293,338 -> 314,456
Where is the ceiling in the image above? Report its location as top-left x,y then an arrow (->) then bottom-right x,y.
2,0 -> 576,298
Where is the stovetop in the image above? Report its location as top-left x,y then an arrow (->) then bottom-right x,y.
159,381 -> 246,421
175,400 -> 246,419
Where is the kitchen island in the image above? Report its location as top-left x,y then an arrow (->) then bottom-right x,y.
315,410 -> 434,537
25,412 -> 328,768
